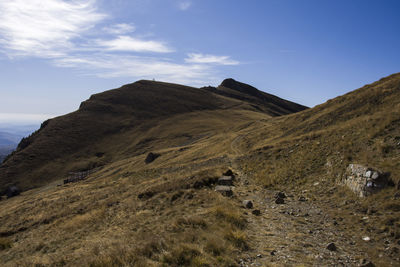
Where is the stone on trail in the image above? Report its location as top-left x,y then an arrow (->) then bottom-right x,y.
275,191 -> 286,199
215,185 -> 233,197
218,176 -> 233,186
242,200 -> 253,209
252,209 -> 261,216
360,259 -> 375,267
223,169 -> 234,177
326,242 -> 337,251
275,197 -> 284,204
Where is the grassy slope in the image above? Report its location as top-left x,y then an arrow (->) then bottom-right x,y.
0,74 -> 399,266
0,80 -> 274,193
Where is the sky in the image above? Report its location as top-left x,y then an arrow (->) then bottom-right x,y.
0,0 -> 399,127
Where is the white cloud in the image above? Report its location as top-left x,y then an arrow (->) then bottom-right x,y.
103,23 -> 135,35
0,0 -> 238,86
0,113 -> 55,124
55,54 -> 219,85
185,53 -> 239,65
0,0 -> 106,57
178,1 -> 192,11
96,35 -> 173,53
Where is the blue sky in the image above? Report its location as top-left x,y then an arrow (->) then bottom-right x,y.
0,0 -> 399,126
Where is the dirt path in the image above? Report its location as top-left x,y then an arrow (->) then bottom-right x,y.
232,174 -> 364,266
228,135 -> 378,266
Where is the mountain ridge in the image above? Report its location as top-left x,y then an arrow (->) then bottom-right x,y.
0,79 -> 307,193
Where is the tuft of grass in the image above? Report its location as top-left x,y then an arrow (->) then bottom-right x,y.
205,237 -> 226,256
0,237 -> 12,250
174,216 -> 208,229
224,229 -> 248,250
161,245 -> 201,266
212,205 -> 247,229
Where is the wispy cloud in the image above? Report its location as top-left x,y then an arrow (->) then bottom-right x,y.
178,1 -> 192,11
185,53 -> 239,65
0,0 -> 106,57
102,23 -> 135,35
96,35 -> 173,53
55,54 -> 218,85
0,0 -> 238,85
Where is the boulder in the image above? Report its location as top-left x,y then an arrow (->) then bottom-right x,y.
275,192 -> 286,199
218,176 -> 233,186
275,197 -> 284,204
223,169 -> 234,177
145,152 -> 160,164
6,186 -> 20,198
215,185 -> 233,197
242,200 -> 253,209
252,209 -> 261,216
326,242 -> 337,251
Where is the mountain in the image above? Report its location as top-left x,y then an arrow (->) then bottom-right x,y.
203,78 -> 307,116
0,75 -> 399,266
0,80 -> 307,193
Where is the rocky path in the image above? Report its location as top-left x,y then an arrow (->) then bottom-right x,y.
228,134 -> 378,266
233,178 -> 365,266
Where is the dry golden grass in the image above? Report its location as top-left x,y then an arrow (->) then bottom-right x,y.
0,73 -> 400,265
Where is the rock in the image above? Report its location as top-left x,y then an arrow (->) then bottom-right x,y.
223,169 -> 234,177
218,176 -> 233,186
365,170 -> 372,178
6,186 -> 20,198
275,197 -> 284,204
326,242 -> 337,251
256,254 -> 262,258
270,250 -> 276,256
275,192 -> 286,199
298,196 -> 306,202
360,259 -> 375,267
145,152 -> 160,164
371,171 -> 379,180
362,236 -> 370,241
394,192 -> 400,199
242,200 -> 253,209
215,185 -> 233,197
252,209 -> 261,216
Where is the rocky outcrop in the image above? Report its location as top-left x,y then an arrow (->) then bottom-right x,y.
343,164 -> 391,197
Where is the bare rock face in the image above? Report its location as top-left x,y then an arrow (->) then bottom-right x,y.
343,164 -> 391,197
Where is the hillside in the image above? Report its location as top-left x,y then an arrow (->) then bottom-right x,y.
203,78 -> 307,116
0,80 -> 306,194
0,74 -> 399,266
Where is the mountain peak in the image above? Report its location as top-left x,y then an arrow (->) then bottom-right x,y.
219,78 -> 260,97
